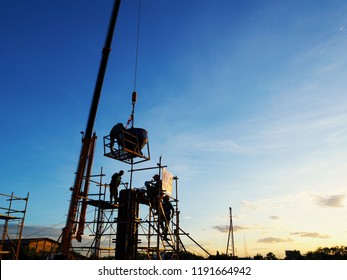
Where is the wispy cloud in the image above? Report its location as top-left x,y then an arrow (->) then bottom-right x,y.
269,216 -> 280,220
213,225 -> 249,233
313,194 -> 345,208
257,237 -> 293,244
202,139 -> 255,155
165,132 -> 255,156
240,201 -> 260,211
241,193 -> 346,215
257,110 -> 347,152
290,232 -> 330,238
240,197 -> 289,212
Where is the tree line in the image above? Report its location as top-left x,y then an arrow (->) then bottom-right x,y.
5,245 -> 347,260
207,245 -> 347,260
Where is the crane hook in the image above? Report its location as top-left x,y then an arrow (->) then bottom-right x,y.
132,91 -> 137,104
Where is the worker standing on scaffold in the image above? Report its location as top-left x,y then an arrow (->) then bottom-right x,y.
161,195 -> 174,240
145,174 -> 162,212
109,170 -> 124,204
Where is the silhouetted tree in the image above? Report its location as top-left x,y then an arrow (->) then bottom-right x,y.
265,252 -> 278,260
178,251 -> 205,260
253,253 -> 264,260
285,250 -> 303,260
305,246 -> 347,260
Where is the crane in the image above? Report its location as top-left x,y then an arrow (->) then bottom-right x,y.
60,0 -> 122,259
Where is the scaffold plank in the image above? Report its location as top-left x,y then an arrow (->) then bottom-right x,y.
86,199 -> 118,209
0,214 -> 19,220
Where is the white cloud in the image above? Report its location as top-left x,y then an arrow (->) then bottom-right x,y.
257,237 -> 293,244
290,232 -> 330,238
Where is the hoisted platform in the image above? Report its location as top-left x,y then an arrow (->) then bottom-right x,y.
103,126 -> 150,164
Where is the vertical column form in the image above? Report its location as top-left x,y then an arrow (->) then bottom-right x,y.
115,189 -> 139,259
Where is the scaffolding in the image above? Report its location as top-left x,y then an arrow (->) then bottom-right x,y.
102,114 -> 183,259
111,164 -> 182,260
0,192 -> 29,260
67,169 -> 119,259
69,163 -> 184,259
137,188 -> 181,259
86,173 -> 118,259
58,129 -> 210,259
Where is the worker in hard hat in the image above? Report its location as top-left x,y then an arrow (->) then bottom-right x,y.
109,170 -> 124,204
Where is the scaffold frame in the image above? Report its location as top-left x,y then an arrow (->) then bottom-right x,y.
0,192 -> 29,260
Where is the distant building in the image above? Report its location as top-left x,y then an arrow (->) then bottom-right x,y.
1,237 -> 60,259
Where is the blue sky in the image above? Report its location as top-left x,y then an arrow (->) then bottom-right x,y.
1,0 -> 347,258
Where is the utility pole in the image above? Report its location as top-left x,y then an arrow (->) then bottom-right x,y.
225,207 -> 235,258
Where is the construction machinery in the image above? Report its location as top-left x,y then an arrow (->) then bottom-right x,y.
59,0 -> 209,260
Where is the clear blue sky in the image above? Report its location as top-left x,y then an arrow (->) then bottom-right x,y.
1,0 -> 347,258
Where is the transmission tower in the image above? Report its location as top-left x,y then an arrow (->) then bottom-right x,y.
225,207 -> 235,258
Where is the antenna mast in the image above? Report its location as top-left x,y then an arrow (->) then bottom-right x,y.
225,207 -> 235,258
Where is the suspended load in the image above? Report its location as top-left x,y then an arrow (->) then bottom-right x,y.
103,92 -> 150,164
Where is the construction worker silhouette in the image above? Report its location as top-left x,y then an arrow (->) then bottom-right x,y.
160,195 -> 174,240
109,123 -> 124,151
109,170 -> 124,204
145,174 -> 162,211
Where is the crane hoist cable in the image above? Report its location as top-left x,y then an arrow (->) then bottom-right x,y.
126,0 -> 142,129
133,0 -> 142,92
